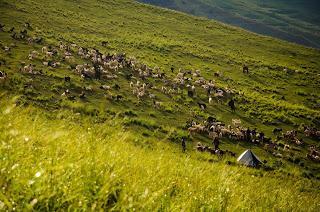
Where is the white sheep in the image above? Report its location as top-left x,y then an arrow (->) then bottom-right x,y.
41,46 -> 48,53
232,119 -> 241,127
46,51 -> 54,57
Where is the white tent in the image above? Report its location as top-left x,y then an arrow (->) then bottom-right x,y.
237,149 -> 262,167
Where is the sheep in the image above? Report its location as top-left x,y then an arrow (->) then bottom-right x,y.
79,91 -> 86,99
188,127 -> 198,136
232,119 -> 241,127
42,46 -> 48,53
0,23 -> 4,31
64,76 -> 71,82
284,144 -> 290,151
64,55 -> 74,61
24,22 -> 31,29
149,94 -> 156,99
84,86 -> 93,91
273,128 -> 282,134
46,51 -> 54,57
27,37 -> 33,45
71,43 -> 77,48
76,65 -> 84,73
100,85 -> 111,90
0,71 -> 7,83
61,89 -> 70,97
234,130 -> 245,141
219,128 -> 232,137
161,86 -> 168,93
51,62 -> 60,68
193,70 -> 201,77
209,97 -> 213,104
198,102 -> 207,110
129,81 -> 134,88
214,71 -> 221,77
28,50 -> 39,60
22,64 -> 34,73
188,90 -> 194,98
115,95 -> 123,101
153,100 -> 162,109
3,46 -> 10,53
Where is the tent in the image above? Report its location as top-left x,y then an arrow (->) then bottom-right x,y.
237,149 -> 262,167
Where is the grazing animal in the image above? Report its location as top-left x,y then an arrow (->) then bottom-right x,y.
273,128 -> 282,134
243,65 -> 249,74
115,95 -> 123,101
149,94 -> 156,99
188,90 -> 194,98
0,71 -> 8,83
198,102 -> 207,110
41,46 -> 48,54
34,37 -> 43,44
209,97 -> 213,104
207,117 -> 216,125
3,46 -> 11,53
284,144 -> 290,151
0,71 -> 6,78
113,84 -> 121,90
81,72 -> 92,79
24,22 -> 31,29
214,71 -> 221,77
232,119 -> 241,127
61,89 -> 70,97
100,85 -> 111,90
0,24 -> 5,31
196,143 -> 205,152
101,41 -> 108,46
64,76 -> 71,82
79,91 -> 86,99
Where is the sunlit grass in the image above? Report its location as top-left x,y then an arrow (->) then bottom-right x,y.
0,98 -> 319,210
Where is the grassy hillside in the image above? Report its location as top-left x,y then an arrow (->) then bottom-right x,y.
0,0 -> 320,210
138,0 -> 320,48
1,97 -> 319,210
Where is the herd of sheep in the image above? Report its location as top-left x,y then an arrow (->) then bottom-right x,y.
1,22 -> 319,162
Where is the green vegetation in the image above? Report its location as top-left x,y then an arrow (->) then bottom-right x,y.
1,97 -> 320,210
0,0 -> 319,210
139,0 -> 320,48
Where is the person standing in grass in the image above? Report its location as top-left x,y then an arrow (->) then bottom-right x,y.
181,137 -> 186,152
228,99 -> 236,112
213,137 -> 220,151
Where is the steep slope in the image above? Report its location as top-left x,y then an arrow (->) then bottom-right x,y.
0,0 -> 320,210
138,0 -> 320,48
1,0 -> 319,127
1,99 -> 319,210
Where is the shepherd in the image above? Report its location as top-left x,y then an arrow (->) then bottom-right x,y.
228,99 -> 236,112
181,137 -> 186,153
213,137 -> 220,151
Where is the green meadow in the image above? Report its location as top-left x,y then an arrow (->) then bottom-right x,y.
0,0 -> 319,210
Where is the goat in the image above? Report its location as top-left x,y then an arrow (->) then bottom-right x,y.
198,102 -> 207,110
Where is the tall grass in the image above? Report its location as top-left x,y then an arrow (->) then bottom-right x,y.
0,98 -> 319,211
